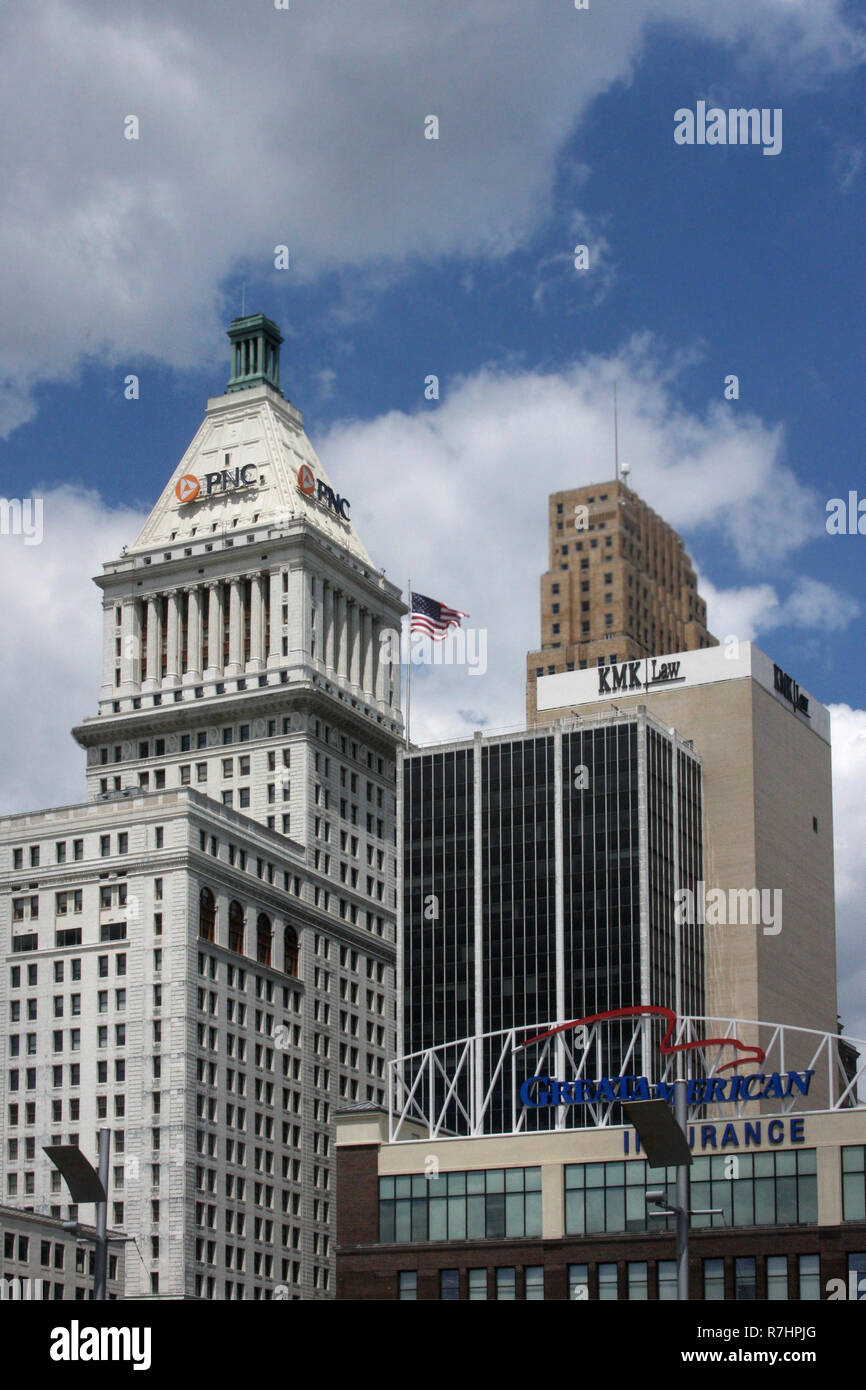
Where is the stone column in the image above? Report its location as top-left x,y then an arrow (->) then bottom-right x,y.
226,577 -> 243,677
334,591 -> 345,677
349,601 -> 361,688
204,583 -> 222,682
324,583 -> 335,671
143,595 -> 161,692
360,610 -> 372,696
371,617 -> 383,704
267,569 -> 282,671
163,591 -> 180,687
100,602 -> 116,702
119,599 -> 140,695
284,565 -> 306,673
248,574 -> 265,672
388,632 -> 401,712
184,587 -> 202,684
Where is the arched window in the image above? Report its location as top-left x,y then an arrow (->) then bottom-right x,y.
284,925 -> 299,978
199,887 -> 215,942
256,913 -> 272,968
228,900 -> 245,955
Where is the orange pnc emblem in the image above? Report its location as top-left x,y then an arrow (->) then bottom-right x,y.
297,464 -> 316,496
175,474 -> 200,504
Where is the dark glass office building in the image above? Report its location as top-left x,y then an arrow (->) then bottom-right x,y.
399,709 -> 704,1118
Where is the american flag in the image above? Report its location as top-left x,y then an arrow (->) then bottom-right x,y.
410,592 -> 468,641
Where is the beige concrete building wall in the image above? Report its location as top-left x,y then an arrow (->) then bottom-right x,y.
751,681 -> 838,1073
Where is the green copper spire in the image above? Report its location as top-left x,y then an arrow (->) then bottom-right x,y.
226,313 -> 284,395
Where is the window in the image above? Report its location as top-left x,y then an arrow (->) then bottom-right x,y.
767,1255 -> 788,1301
495,1268 -> 516,1301
468,1268 -> 488,1301
735,1257 -> 757,1301
849,1252 -> 866,1301
398,1271 -> 417,1301
598,1263 -> 618,1301
565,1151 -> 817,1235
843,1146 -> 866,1221
198,888 -> 216,942
440,1268 -> 459,1301
379,1167 -> 541,1243
658,1260 -> 677,1301
284,926 -> 299,978
256,915 -> 272,968
798,1254 -> 820,1300
525,1266 -> 544,1301
228,901 -> 245,954
627,1261 -> 648,1301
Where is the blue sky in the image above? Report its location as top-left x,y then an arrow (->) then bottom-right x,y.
0,0 -> 864,1032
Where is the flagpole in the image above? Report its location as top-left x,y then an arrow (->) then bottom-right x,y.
405,579 -> 411,750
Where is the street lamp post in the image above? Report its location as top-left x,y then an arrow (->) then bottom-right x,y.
622,1094 -> 692,1301
44,1128 -> 111,1301
675,1079 -> 690,1301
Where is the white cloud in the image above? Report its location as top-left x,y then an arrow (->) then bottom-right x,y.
0,487 -> 147,813
701,574 -> 860,644
0,0 -> 863,432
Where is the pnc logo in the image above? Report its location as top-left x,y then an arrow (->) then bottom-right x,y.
296,464 -> 351,520
297,464 -> 315,496
175,474 -> 200,504
175,465 -> 257,504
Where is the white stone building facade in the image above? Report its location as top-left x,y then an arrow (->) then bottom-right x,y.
0,314 -> 405,1298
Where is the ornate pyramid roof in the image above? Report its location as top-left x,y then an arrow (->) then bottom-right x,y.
128,314 -> 372,566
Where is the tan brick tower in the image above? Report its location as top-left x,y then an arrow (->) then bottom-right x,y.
526,479 -> 717,721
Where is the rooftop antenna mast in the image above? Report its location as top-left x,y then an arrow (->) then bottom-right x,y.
241,284 -> 246,317
614,382 -> 632,489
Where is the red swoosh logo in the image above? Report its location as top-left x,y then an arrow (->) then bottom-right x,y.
520,1004 -> 765,1074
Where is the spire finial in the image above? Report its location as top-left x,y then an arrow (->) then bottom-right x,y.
226,313 -> 284,397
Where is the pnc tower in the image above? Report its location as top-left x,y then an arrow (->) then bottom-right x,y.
0,314 -> 404,1299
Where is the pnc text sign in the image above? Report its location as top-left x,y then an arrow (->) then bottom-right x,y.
175,464 -> 257,504
297,463 -> 350,520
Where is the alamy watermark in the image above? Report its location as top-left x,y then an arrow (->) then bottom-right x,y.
675,103 -> 782,157
0,497 -> 43,545
379,626 -> 487,677
1,1276 -> 45,1300
674,882 -> 782,936
826,492 -> 866,535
